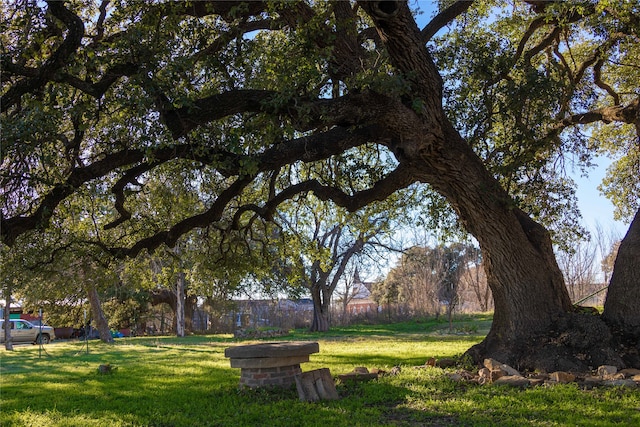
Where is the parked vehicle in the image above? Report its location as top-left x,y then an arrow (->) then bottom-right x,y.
0,319 -> 56,344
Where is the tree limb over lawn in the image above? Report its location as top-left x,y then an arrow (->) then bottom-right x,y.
2,0 -> 639,371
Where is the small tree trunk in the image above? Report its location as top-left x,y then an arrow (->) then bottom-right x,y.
3,288 -> 13,351
185,294 -> 197,333
310,286 -> 331,332
87,284 -> 114,343
176,272 -> 185,337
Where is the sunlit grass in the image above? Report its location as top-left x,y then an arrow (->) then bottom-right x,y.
1,315 -> 638,426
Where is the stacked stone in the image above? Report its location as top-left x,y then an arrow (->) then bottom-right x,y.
240,364 -> 302,388
225,341 -> 320,388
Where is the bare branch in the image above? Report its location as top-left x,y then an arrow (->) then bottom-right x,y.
594,59 -> 621,105
110,175 -> 255,258
421,1 -> 474,42
549,97 -> 639,136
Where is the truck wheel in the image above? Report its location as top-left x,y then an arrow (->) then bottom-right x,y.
37,334 -> 50,344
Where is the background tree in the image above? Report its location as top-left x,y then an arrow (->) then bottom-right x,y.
557,239 -> 599,303
370,271 -> 401,321
334,263 -> 357,325
1,246 -> 16,350
387,246 -> 443,318
375,243 -> 475,323
278,195 -> 401,331
602,209 -> 640,367
435,244 -> 470,332
458,246 -> 491,312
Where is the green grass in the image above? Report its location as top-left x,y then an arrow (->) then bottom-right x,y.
1,315 -> 638,426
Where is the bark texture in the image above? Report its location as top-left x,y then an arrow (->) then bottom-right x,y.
150,289 -> 197,334
176,272 -> 186,337
87,284 -> 114,344
310,286 -> 331,332
363,0 -> 626,371
603,208 -> 640,367
3,289 -> 14,351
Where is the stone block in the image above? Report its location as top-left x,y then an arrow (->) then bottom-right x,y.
493,375 -> 530,387
550,371 -> 576,383
338,372 -> 379,382
483,358 -> 521,376
224,341 -> 319,359
597,365 -> 618,378
230,355 -> 310,369
295,368 -> 339,402
619,368 -> 640,377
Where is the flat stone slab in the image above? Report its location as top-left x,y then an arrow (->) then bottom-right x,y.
230,355 -> 311,369
337,372 -> 379,382
224,341 -> 319,359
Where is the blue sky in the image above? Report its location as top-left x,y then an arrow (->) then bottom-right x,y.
573,158 -> 628,238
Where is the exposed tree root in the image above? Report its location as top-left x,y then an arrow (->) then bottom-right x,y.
466,313 -> 638,373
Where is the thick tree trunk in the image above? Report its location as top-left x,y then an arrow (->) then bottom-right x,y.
87,284 -> 114,344
602,208 -> 640,367
419,130 -> 623,372
310,286 -> 331,332
363,0 -> 624,372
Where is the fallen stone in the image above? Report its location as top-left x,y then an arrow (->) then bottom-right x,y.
619,368 -> 640,377
338,372 -> 378,382
597,365 -> 618,378
389,366 -> 401,376
583,376 -> 604,388
478,364 -> 510,383
528,378 -> 545,387
97,364 -> 115,374
484,358 -> 521,376
494,375 -> 530,388
490,369 -> 506,382
478,368 -> 491,379
529,373 -> 549,381
295,368 -> 339,402
457,370 -> 476,381
353,366 -> 369,374
550,371 -> 576,383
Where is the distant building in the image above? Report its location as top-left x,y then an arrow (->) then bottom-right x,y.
345,269 -> 379,315
0,300 -> 39,321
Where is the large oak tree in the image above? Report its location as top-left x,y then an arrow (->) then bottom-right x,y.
1,1 -> 638,371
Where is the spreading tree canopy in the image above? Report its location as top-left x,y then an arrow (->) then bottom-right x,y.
2,0 -> 639,370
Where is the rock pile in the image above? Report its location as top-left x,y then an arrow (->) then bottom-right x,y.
439,358 -> 640,389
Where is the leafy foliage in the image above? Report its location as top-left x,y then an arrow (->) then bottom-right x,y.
2,0 -> 638,364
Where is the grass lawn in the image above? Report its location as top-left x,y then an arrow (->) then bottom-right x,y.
1,314 -> 638,426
